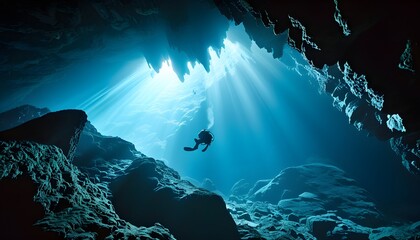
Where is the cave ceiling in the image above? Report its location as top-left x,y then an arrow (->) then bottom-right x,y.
0,0 -> 419,172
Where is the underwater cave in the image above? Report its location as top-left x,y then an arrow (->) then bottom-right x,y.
0,0 -> 419,239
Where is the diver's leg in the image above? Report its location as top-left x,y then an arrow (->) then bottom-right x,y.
191,141 -> 199,150
184,147 -> 194,151
184,140 -> 200,151
202,144 -> 209,152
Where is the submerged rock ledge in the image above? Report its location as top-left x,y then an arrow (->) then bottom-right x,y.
0,140 -> 175,240
0,106 -> 239,239
0,105 -> 419,239
227,164 -> 420,239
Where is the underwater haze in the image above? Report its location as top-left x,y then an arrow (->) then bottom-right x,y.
12,22 -> 419,219
2,1 -> 420,239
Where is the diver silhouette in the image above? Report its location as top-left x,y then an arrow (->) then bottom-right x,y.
184,129 -> 214,152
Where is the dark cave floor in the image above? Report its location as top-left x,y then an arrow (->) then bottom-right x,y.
0,106 -> 419,239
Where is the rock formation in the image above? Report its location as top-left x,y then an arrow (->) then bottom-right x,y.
227,164 -> 420,239
73,121 -> 141,182
214,0 -> 420,174
0,105 -> 419,239
0,0 -> 418,173
0,0 -> 419,237
110,157 -> 240,240
0,0 -> 229,106
250,164 -> 383,227
0,140 -> 175,240
0,105 -> 239,239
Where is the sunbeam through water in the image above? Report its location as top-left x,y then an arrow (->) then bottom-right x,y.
60,23 -> 399,197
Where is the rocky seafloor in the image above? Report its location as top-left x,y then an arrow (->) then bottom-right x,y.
0,105 -> 419,239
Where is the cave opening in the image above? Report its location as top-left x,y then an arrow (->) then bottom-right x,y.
1,0 -> 420,238
9,21 -> 418,220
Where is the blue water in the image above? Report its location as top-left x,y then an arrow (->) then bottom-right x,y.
162,41 -> 403,196
11,22 -> 419,218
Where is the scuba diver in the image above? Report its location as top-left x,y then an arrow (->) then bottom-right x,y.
184,129 -> 214,152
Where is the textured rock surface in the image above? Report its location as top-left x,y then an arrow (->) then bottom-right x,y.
0,0 -> 229,102
73,121 -> 141,182
0,0 -> 418,173
370,221 -> 420,240
214,0 -> 420,173
227,164 -> 420,240
0,105 -> 139,182
0,141 -> 175,240
0,105 -> 418,239
110,157 -> 240,240
228,197 -> 420,240
0,109 -> 87,160
74,115 -> 240,240
0,106 -> 239,239
228,199 -> 315,240
250,164 -> 383,227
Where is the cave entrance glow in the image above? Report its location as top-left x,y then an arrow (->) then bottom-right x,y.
77,23 -> 398,195
78,38 -> 244,161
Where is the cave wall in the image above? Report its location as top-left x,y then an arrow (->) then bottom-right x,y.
214,0 -> 420,173
0,0 -> 418,172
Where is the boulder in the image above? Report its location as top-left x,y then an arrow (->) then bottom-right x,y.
73,121 -> 140,181
109,157 -> 240,240
0,140 -> 175,239
251,164 -> 384,227
306,213 -> 371,240
0,105 -> 140,181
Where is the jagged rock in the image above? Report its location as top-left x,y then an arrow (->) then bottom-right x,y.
240,13 -> 288,58
215,0 -> 420,174
73,121 -> 141,182
0,109 -> 87,160
238,212 -> 252,221
390,135 -> 420,174
288,213 -> 300,222
0,105 -> 140,181
0,106 -> 239,239
0,107 -> 176,239
306,213 -> 371,240
251,164 -> 384,227
237,224 -> 265,240
228,193 -> 420,240
227,199 -> 316,240
370,221 -> 420,240
0,141 -> 175,240
109,157 -> 240,240
0,0 -> 229,103
306,215 -> 338,239
76,121 -> 139,163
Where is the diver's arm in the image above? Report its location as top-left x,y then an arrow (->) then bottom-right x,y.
202,144 -> 209,152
